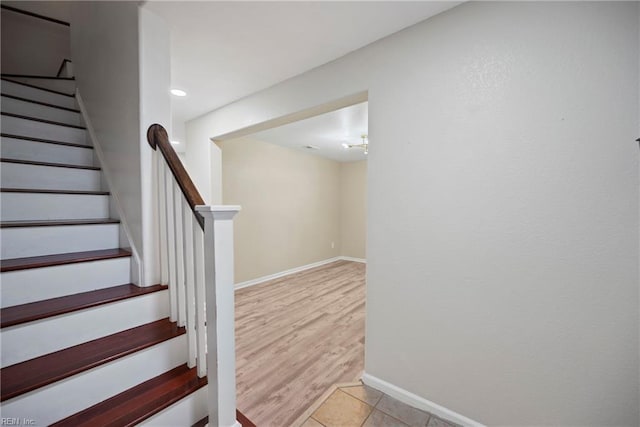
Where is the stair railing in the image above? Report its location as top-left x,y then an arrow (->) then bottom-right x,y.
147,124 -> 239,427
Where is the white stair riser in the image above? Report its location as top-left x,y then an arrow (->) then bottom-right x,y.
1,335 -> 187,426
1,137 -> 94,166
1,162 -> 101,191
2,115 -> 87,145
0,257 -> 131,308
139,384 -> 208,427
1,290 -> 170,367
1,96 -> 82,126
1,80 -> 77,110
4,77 -> 76,94
1,223 -> 119,259
1,193 -> 109,221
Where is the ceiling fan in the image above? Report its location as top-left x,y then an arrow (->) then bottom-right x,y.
342,134 -> 368,155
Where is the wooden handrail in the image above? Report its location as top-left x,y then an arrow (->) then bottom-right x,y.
147,124 -> 205,229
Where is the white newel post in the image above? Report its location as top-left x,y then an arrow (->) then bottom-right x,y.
195,205 -> 241,427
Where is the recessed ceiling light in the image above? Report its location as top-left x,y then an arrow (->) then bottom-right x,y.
170,89 -> 187,97
171,140 -> 180,145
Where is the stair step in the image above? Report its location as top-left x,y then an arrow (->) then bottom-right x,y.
1,254 -> 131,308
52,364 -> 207,427
1,248 -> 130,272
1,74 -> 75,80
1,133 -> 93,149
0,283 -> 166,329
1,326 -> 184,424
0,218 -> 118,228
141,387 -> 207,426
1,93 -> 79,112
1,221 -> 119,259
1,112 -> 87,144
1,77 -> 75,97
1,111 -> 85,130
0,188 -> 108,195
0,160 -> 101,191
1,94 -> 82,126
1,318 -> 184,401
0,75 -> 76,93
1,289 -> 170,368
0,73 -> 76,81
0,158 -> 99,170
1,191 -> 110,222
1,136 -> 94,166
1,78 -> 77,110
193,411 -> 256,427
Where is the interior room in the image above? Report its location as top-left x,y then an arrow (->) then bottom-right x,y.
219,102 -> 369,425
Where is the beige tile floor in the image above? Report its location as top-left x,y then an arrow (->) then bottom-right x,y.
295,382 -> 461,427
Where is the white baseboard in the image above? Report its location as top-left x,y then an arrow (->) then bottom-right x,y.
340,256 -> 366,263
235,256 -> 366,290
361,373 -> 485,427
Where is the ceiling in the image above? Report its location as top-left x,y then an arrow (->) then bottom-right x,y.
250,101 -> 368,162
143,1 -> 461,140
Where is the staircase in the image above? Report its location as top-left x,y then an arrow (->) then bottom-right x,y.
0,76 -> 208,423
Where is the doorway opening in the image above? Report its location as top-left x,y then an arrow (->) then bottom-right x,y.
217,100 -> 368,426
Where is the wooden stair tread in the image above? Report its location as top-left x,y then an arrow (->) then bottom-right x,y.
0,218 -> 119,228
1,248 -> 131,272
1,133 -> 93,149
1,112 -> 85,129
1,188 -> 109,195
51,364 -> 207,427
0,158 -> 100,170
0,283 -> 167,328
1,319 -> 184,401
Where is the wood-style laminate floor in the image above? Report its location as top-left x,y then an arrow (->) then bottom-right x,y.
236,260 -> 366,427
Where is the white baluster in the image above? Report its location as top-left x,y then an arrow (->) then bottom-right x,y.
174,183 -> 186,327
193,218 -> 207,377
164,168 -> 177,322
156,155 -> 169,285
196,205 -> 241,427
183,203 -> 197,368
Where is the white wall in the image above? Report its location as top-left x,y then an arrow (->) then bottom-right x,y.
185,118 -> 216,205
221,136 -> 342,283
340,161 -> 367,259
1,5 -> 71,75
139,7 -> 171,286
70,2 -> 169,286
183,2 -> 639,425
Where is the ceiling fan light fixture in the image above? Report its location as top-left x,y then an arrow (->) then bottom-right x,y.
341,134 -> 368,154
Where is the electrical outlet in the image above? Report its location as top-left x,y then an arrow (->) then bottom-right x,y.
331,242 -> 335,249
